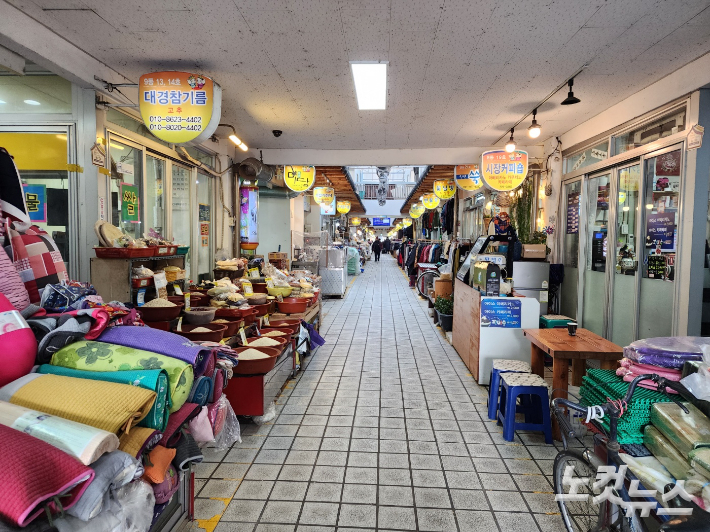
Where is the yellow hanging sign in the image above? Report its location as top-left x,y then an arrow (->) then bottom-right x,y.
336,201 -> 351,214
481,150 -> 529,191
313,186 -> 334,205
284,165 -> 316,192
402,218 -> 413,227
139,71 -> 221,145
433,179 -> 456,200
409,203 -> 425,219
350,217 -> 361,226
422,193 -> 440,210
454,164 -> 484,191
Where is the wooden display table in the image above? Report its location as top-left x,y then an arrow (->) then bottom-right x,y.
523,327 -> 623,440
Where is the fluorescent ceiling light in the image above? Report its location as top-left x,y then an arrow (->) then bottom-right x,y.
350,62 -> 387,110
24,99 -> 40,105
0,100 -> 5,104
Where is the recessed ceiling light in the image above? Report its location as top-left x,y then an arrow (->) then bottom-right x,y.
0,100 -> 6,104
24,99 -> 40,105
350,61 -> 387,110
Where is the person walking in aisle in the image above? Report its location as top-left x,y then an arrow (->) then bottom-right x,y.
383,237 -> 391,254
372,237 -> 382,262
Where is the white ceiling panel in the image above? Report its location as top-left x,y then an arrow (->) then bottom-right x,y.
6,0 -> 710,150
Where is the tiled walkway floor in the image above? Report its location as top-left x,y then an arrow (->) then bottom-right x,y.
191,255 -> 567,532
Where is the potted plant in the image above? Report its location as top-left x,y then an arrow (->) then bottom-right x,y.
434,296 -> 454,332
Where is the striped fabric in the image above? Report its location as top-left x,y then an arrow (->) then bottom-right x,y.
0,245 -> 29,311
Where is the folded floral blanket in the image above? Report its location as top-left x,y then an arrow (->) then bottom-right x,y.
39,365 -> 171,432
0,400 -> 119,465
98,326 -> 213,377
0,373 -> 155,434
51,340 -> 193,412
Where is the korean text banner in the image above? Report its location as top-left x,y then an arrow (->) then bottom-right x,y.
139,71 -> 222,145
284,166 -> 316,192
481,150 -> 528,191
433,179 -> 456,200
120,182 -> 140,223
422,193 -> 440,210
454,164 -> 483,191
23,184 -> 47,223
313,187 -> 334,205
409,203 -> 425,219
336,201 -> 351,214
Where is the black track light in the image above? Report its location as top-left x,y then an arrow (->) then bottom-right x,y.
505,128 -> 516,153
561,78 -> 581,105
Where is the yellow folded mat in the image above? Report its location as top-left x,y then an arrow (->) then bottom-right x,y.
0,374 -> 155,435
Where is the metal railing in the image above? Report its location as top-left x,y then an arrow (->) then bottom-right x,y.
356,183 -> 415,200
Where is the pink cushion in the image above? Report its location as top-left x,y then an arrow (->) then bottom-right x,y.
0,246 -> 30,311
0,293 -> 37,387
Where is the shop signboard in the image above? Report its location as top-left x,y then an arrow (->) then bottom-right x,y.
688,124 -> 704,150
321,196 -> 336,215
566,191 -> 579,234
433,179 -> 456,200
372,218 -> 391,226
454,164 -> 483,191
480,298 -> 521,328
120,182 -> 140,223
350,217 -> 361,226
284,165 -> 316,192
313,186 -> 334,205
139,71 -> 222,145
410,203 -> 425,219
336,201 -> 351,214
22,184 -> 47,223
402,218 -> 412,228
646,212 -> 675,252
481,150 -> 528,191
422,193 -> 440,210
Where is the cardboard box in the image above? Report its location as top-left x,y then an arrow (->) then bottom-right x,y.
434,279 -> 453,298
522,244 -> 547,259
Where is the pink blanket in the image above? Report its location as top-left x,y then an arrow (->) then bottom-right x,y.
617,358 -> 681,394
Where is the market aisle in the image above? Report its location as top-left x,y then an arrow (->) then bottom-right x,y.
190,254 -> 564,532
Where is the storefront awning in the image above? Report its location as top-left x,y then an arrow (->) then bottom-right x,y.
314,166 -> 366,214
400,165 -> 455,213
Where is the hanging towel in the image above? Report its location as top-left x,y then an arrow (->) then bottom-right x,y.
118,428 -> 161,459
0,424 -> 95,527
0,400 -> 119,465
38,365 -> 172,432
187,376 -> 213,407
0,373 -> 155,435
50,340 -> 193,412
98,326 -> 213,377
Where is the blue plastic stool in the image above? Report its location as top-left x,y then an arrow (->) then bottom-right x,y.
487,359 -> 531,421
497,372 -> 553,444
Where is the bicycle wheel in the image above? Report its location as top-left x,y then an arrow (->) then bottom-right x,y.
416,270 -> 440,298
553,450 -> 632,532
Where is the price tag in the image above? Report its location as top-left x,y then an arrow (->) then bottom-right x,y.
263,314 -> 270,327
184,293 -> 191,312
259,316 -> 263,328
249,267 -> 260,279
174,284 -> 183,295
239,327 -> 248,345
276,294 -> 283,303
177,316 -> 183,332
265,277 -> 274,288
243,282 -> 254,296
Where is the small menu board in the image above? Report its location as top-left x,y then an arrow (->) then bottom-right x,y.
647,254 -> 667,280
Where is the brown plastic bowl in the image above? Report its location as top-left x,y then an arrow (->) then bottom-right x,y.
173,323 -> 227,343
251,303 -> 271,317
190,294 -> 211,307
260,326 -> 296,339
212,318 -> 240,337
138,302 -> 183,322
214,307 -> 243,319
233,346 -> 282,358
249,335 -> 290,349
243,309 -> 259,326
277,300 -> 307,314
232,352 -> 278,375
252,283 -> 268,294
144,320 -> 172,331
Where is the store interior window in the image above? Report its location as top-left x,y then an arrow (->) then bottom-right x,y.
145,155 -> 166,238
109,140 -> 143,240
196,173 -> 212,282
611,163 -> 640,347
0,131 -> 71,272
106,109 -> 171,149
564,140 -> 610,174
0,74 -> 71,114
171,165 -> 191,275
613,108 -> 685,155
560,180 -> 580,319
639,149 -> 680,338
582,173 -> 610,337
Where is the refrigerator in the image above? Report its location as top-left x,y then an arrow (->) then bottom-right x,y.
512,261 -> 550,316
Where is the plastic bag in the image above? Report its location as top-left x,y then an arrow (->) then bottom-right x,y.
252,402 -> 276,425
212,396 -> 242,450
680,345 -> 710,401
188,406 -> 214,444
132,266 -> 154,278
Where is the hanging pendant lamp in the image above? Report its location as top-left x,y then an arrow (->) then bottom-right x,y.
561,78 -> 581,105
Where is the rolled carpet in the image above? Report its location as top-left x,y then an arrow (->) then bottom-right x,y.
0,400 -> 118,465
118,427 -> 162,459
186,376 -> 213,407
98,326 -> 214,377
38,365 -> 171,432
0,424 -> 94,527
0,374 -> 155,434
50,340 -> 193,412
